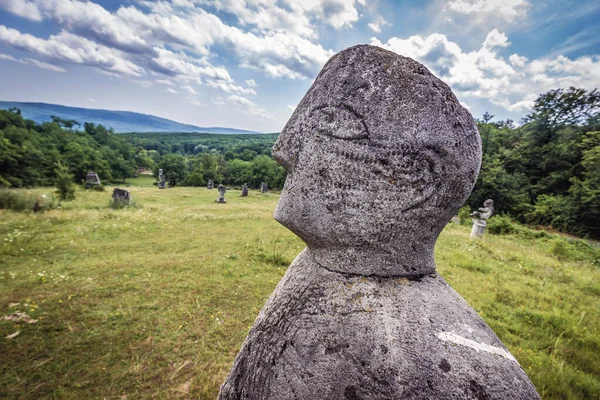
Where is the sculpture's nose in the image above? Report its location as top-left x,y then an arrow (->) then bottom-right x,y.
272,134 -> 296,172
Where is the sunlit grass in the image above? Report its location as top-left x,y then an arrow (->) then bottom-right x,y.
1,179 -> 598,399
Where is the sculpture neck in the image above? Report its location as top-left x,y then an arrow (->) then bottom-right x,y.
306,245 -> 436,278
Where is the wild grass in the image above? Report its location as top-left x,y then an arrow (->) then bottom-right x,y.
1,177 -> 598,399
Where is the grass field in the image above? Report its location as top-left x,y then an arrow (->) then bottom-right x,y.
1,177 -> 599,399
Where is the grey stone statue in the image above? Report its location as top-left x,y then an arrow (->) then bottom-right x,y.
85,171 -> 101,188
218,45 -> 539,399
207,179 -> 214,190
216,184 -> 226,203
470,199 -> 494,239
261,182 -> 268,193
157,168 -> 166,189
112,188 -> 131,205
471,199 -> 494,220
241,183 -> 248,197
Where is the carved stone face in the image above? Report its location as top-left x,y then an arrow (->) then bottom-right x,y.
273,45 -> 481,276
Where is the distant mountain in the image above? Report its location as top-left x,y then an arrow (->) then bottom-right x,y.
0,101 -> 264,134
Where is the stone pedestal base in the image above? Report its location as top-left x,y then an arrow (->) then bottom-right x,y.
470,219 -> 486,239
216,199 -> 226,203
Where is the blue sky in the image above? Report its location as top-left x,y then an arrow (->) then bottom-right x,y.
0,0 -> 598,132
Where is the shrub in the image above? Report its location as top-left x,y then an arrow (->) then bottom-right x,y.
549,239 -> 573,261
457,206 -> 472,225
54,162 -> 76,201
0,190 -> 55,212
0,190 -> 36,211
487,215 -> 517,235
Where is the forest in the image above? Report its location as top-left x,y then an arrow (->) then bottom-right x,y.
0,87 -> 598,238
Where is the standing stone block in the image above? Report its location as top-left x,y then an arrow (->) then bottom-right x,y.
241,183 -> 249,197
218,45 -> 540,400
261,182 -> 268,193
216,184 -> 226,203
158,168 -> 166,189
112,188 -> 131,205
207,179 -> 214,190
85,171 -> 101,187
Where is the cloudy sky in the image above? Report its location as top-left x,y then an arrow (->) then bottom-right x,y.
0,0 -> 599,132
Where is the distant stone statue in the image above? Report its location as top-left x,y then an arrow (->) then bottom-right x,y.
241,183 -> 248,197
207,179 -> 214,190
218,45 -> 539,399
216,184 -> 226,203
157,169 -> 166,189
471,199 -> 494,220
85,171 -> 101,188
470,199 -> 495,239
112,188 -> 131,205
260,182 -> 268,193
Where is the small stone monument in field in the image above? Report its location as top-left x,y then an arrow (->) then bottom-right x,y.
207,179 -> 214,190
157,169 -> 166,189
218,45 -> 539,399
112,188 -> 131,205
260,182 -> 268,193
470,199 -> 494,239
85,171 -> 101,188
241,183 -> 248,197
216,184 -> 226,203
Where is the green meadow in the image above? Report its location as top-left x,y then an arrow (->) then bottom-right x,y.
1,176 -> 598,399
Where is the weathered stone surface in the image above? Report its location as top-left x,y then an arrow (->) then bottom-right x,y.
158,168 -> 166,189
112,188 -> 131,204
85,171 -> 101,187
219,251 -> 539,399
216,184 -> 226,203
208,179 -> 214,190
218,45 -> 539,400
261,182 -> 268,193
241,183 -> 249,197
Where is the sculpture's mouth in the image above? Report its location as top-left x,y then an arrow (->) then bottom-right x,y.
279,135 -> 445,213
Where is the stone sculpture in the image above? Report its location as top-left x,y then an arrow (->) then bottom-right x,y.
207,179 -> 214,190
241,183 -> 249,197
216,184 -> 226,203
112,188 -> 131,205
218,45 -> 539,399
85,171 -> 101,188
261,182 -> 268,193
471,199 -> 494,220
470,199 -> 495,239
158,168 -> 166,189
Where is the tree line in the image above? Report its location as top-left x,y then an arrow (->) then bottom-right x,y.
467,87 -> 599,238
1,87 -> 598,237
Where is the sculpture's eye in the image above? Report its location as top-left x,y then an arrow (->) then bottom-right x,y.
310,104 -> 369,140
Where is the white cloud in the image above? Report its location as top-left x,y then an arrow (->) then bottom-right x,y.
372,30 -> 600,114
227,95 -> 274,120
156,79 -> 173,85
167,88 -> 178,94
181,85 -> 196,94
206,79 -> 257,95
482,29 -> 510,49
0,51 -> 67,72
245,79 -> 257,87
0,0 -> 43,22
86,97 -> 97,103
445,0 -> 529,23
368,15 -> 388,33
0,26 -> 143,76
0,0 -> 336,85
24,58 -> 67,72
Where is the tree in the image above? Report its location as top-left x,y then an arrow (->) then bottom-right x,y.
54,162 -> 76,201
158,154 -> 187,186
